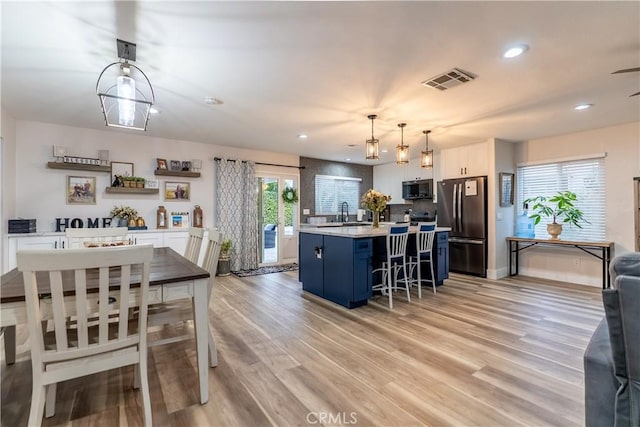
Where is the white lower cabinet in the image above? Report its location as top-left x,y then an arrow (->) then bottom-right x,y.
163,231 -> 189,255
7,236 -> 66,272
5,230 -> 192,273
131,232 -> 165,247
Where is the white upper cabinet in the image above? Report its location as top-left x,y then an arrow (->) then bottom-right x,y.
440,142 -> 488,179
373,162 -> 404,203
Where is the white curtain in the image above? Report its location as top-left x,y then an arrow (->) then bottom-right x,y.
215,159 -> 258,271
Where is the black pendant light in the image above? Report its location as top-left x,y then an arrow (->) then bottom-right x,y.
396,123 -> 409,164
421,130 -> 433,168
365,114 -> 379,160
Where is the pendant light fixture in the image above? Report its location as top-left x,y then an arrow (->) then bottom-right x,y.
96,39 -> 155,131
365,114 -> 379,160
421,130 -> 433,168
396,123 -> 409,164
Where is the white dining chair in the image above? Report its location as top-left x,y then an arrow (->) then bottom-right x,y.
407,222 -> 437,298
65,227 -> 130,248
17,244 -> 154,427
184,227 -> 205,263
146,228 -> 222,367
372,224 -> 411,309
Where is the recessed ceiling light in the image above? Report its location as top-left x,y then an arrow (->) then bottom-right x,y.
503,44 -> 529,59
149,107 -> 159,114
346,144 -> 358,148
297,134 -> 308,139
381,149 -> 388,153
574,103 -> 593,110
204,97 -> 223,105
345,158 -> 351,161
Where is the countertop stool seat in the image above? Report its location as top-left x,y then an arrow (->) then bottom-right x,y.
407,222 -> 437,298
372,225 -> 410,309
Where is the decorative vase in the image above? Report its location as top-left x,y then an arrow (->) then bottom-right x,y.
118,218 -> 128,227
547,223 -> 563,240
372,211 -> 380,229
128,218 -> 137,227
217,256 -> 231,276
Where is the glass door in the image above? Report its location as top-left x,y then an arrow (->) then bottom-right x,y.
256,173 -> 298,266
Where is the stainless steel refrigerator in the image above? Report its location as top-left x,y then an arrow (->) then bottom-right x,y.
437,176 -> 487,277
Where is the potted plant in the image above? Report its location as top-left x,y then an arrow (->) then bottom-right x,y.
135,177 -> 145,188
524,191 -> 588,240
217,239 -> 233,276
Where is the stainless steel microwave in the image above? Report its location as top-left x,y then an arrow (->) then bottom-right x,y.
402,179 -> 433,200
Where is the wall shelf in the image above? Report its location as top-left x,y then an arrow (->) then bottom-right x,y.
105,187 -> 159,195
47,162 -> 111,173
154,169 -> 201,178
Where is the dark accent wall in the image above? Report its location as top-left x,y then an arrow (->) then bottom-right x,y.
299,157 -> 373,223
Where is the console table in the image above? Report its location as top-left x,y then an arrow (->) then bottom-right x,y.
506,237 -> 614,289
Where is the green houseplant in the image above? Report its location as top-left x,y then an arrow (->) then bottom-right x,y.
217,239 -> 233,276
524,191 -> 589,240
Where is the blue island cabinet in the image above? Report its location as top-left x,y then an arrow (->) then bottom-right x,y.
299,233 -> 373,309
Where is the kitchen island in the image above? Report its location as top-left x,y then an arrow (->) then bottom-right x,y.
299,225 -> 451,309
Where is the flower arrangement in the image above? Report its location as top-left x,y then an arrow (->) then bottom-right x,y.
361,189 -> 391,212
110,205 -> 138,219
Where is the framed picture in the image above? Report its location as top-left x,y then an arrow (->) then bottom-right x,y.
165,181 -> 190,201
156,158 -> 167,170
170,212 -> 190,228
111,161 -> 134,185
499,172 -> 514,207
67,175 -> 96,205
181,161 -> 191,171
169,160 -> 181,171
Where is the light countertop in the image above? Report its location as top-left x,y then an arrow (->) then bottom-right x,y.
300,224 -> 451,238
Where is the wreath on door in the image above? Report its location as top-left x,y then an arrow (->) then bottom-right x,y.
281,187 -> 298,204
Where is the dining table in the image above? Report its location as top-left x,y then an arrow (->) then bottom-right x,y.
1,246 -> 212,404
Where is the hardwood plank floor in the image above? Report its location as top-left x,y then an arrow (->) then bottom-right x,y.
1,272 -> 603,426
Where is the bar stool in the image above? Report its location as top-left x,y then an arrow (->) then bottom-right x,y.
372,224 -> 410,309
407,222 -> 437,298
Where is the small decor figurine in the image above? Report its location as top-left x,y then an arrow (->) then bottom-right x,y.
361,189 -> 392,229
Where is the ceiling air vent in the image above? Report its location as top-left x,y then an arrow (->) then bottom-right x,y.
421,68 -> 477,91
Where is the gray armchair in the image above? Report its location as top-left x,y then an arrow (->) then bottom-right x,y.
584,252 -> 640,427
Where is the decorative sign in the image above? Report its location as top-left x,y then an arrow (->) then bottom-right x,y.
170,211 -> 190,228
63,156 -> 102,165
55,217 -> 113,232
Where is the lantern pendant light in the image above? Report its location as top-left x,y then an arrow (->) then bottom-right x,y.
421,130 -> 433,168
365,114 -> 379,160
396,123 -> 409,164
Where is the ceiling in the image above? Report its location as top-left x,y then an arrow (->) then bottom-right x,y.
2,1 -> 639,165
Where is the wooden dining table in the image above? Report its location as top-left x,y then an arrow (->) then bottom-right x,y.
1,246 -> 212,404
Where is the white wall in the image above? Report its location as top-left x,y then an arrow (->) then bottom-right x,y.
1,109 -> 18,270
10,120 -> 298,234
487,138 -> 516,280
515,121 -> 639,286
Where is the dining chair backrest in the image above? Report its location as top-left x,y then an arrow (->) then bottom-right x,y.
386,225 -> 409,260
416,222 -> 437,255
65,227 -> 130,248
201,229 -> 222,275
184,227 -> 205,263
17,244 -> 154,368
17,244 -> 154,426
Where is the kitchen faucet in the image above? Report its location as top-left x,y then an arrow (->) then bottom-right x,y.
340,201 -> 349,222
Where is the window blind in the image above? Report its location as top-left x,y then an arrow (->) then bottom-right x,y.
315,175 -> 361,215
516,157 -> 605,241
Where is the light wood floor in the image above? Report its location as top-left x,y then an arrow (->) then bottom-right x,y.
1,272 -> 604,426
